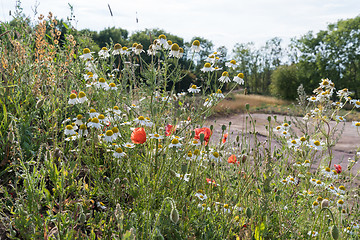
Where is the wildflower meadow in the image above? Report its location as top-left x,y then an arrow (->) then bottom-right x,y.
0,11 -> 359,240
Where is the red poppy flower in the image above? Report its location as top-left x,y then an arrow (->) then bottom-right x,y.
194,127 -> 212,145
131,127 -> 146,144
222,133 -> 228,143
206,178 -> 218,186
227,154 -> 237,164
334,164 -> 342,174
165,124 -> 176,136
71,90 -> 78,94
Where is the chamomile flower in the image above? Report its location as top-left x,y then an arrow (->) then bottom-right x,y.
198,203 -> 211,211
97,114 -> 109,124
200,62 -> 214,72
169,43 -> 181,58
225,60 -> 237,69
343,227 -> 354,235
222,204 -> 231,213
79,48 -> 93,60
286,176 -> 298,185
287,139 -> 300,148
205,54 -> 216,63
68,93 -> 79,105
134,44 -> 144,55
321,167 -> 333,178
307,96 -> 318,102
78,124 -> 88,136
112,43 -> 122,55
158,34 -> 167,46
87,117 -> 102,130
203,98 -> 213,107
308,140 -> 324,151
218,71 -> 231,83
314,179 -> 324,187
188,84 -> 201,93
337,88 -> 352,98
149,133 -> 164,140
352,121 -> 360,128
123,142 -> 135,148
108,83 -> 117,90
303,160 -> 311,167
104,130 -> 115,142
351,99 -> 360,108
332,101 -> 344,108
89,108 -> 99,118
210,151 -> 221,162
233,73 -> 244,84
98,47 -> 110,58
191,139 -> 201,146
97,78 -> 109,90
64,125 -> 76,135
195,190 -> 207,201
78,91 -> 88,103
335,115 -> 346,122
134,116 -> 148,126
280,130 -> 290,138
169,138 -> 182,148
175,173 -> 190,181
113,147 -> 126,158
213,89 -> 225,98
312,201 -> 319,210
191,40 -> 201,52
120,46 -> 130,56
308,231 -> 318,237
147,44 -> 157,56
65,134 -> 78,141
338,185 -> 346,195
73,114 -> 84,125
337,199 -> 345,207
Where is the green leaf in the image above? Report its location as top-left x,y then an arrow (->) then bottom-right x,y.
63,22 -> 69,29
255,222 -> 265,240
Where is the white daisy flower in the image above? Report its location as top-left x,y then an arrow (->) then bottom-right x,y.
169,138 -> 182,148
134,44 -> 144,55
79,48 -> 93,60
213,89 -> 225,98
113,147 -> 126,158
307,96 -> 318,102
198,203 -> 211,211
78,124 -> 88,136
98,114 -> 109,124
89,109 -> 100,118
200,63 -> 214,72
308,231 -> 318,237
287,139 -> 300,149
337,199 -> 345,208
104,130 -> 115,142
233,73 -> 244,84
175,173 -> 190,181
73,114 -> 84,126
338,185 -> 346,195
222,204 -> 231,213
123,142 -> 135,148
335,115 -> 346,122
64,125 -> 76,135
332,101 -> 344,108
225,60 -> 237,69
195,190 -> 207,201
65,135 -> 78,141
112,43 -> 122,55
312,201 -> 319,210
302,159 -> 311,167
120,47 -> 130,56
337,88 -> 351,98
308,139 -> 324,151
78,91 -> 88,103
68,93 -> 79,105
190,139 -> 201,146
209,151 -> 221,162
108,83 -> 117,90
188,84 -> 201,93
87,117 -> 102,130
191,40 -> 201,52
149,133 -> 164,140
98,47 -> 110,58
352,121 -> 360,128
218,71 -> 231,83
286,176 -> 298,185
133,116 -> 148,126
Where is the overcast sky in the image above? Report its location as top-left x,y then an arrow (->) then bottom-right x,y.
1,0 -> 359,51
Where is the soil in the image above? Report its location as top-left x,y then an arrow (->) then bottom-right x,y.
206,113 -> 360,179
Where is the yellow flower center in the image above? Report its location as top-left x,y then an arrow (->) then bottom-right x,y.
109,83 -> 116,88
114,106 -> 119,110
221,71 -> 229,77
192,40 -> 200,46
224,204 -> 229,209
91,118 -> 99,123
90,109 -> 96,113
230,60 -> 236,64
276,126 -> 281,130
204,63 -> 211,68
237,73 -> 244,78
79,91 -> 86,98
171,139 -> 179,144
291,140 -> 297,144
101,47 -> 108,51
99,78 -> 105,83
167,40 -> 172,45
136,44 -> 143,50
98,114 -> 105,120
282,179 -> 287,183
194,149 -> 200,155
317,196 -> 323,202
87,71 -> 93,76
70,93 -> 77,99
325,167 -> 330,172
145,117 -> 150,121
159,34 -> 166,40
283,123 -> 289,127
338,199 -> 344,204
216,89 -> 222,94
171,43 -> 179,51
154,134 -> 159,138
122,47 -> 128,51
289,178 -> 295,181
322,80 -> 329,85
355,122 -> 360,127
356,101 -> 360,105
300,137 -> 306,142
77,114 -> 83,120
202,203 -> 206,207
316,180 -> 322,184
339,186 -> 345,190
191,85 -> 197,89
116,147 -> 123,153
314,141 -> 320,146
66,125 -> 73,130
106,130 -> 113,136
114,43 -> 122,50
304,160 -> 310,163
197,189 -> 203,194
179,47 -> 184,53
112,127 -> 119,133
212,152 -> 219,158
138,116 -> 145,121
132,43 -> 138,48
83,48 -> 91,54
80,124 -> 87,130
187,152 -> 192,157
282,131 -> 287,135
313,201 -> 319,206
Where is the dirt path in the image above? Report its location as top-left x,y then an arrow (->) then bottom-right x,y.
206,113 -> 360,177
